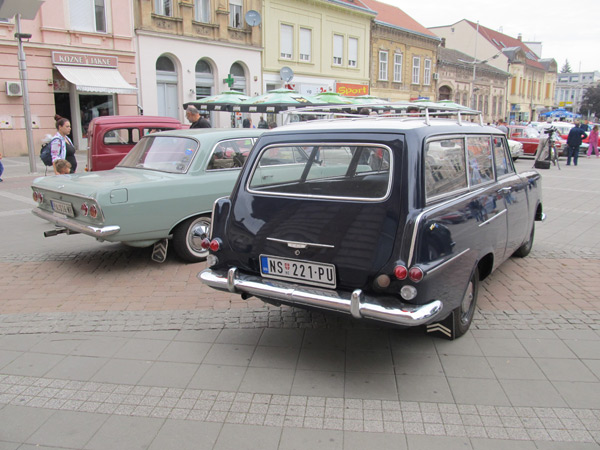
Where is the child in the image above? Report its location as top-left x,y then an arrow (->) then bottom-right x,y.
53,158 -> 72,175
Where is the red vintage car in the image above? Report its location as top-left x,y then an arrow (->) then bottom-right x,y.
85,116 -> 184,171
508,125 -> 566,156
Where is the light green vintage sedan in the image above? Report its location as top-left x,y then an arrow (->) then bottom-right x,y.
31,128 -> 265,262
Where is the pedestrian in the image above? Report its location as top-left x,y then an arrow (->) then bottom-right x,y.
0,151 -> 3,181
587,125 -> 599,158
186,105 -> 211,128
580,119 -> 590,133
566,123 -> 587,166
268,122 -> 277,129
496,119 -> 508,135
51,115 -> 77,173
53,158 -> 72,175
242,118 -> 252,128
257,116 -> 268,129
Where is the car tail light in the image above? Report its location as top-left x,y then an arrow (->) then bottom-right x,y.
408,267 -> 424,283
32,191 -> 43,203
394,265 -> 408,280
200,238 -> 211,250
209,238 -> 221,252
80,203 -> 89,216
89,204 -> 98,219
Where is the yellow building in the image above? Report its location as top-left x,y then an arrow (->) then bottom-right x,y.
261,0 -> 374,97
361,0 -> 440,102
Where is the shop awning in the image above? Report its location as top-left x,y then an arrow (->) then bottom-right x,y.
55,65 -> 137,95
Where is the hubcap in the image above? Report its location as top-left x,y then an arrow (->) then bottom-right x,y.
189,220 -> 210,255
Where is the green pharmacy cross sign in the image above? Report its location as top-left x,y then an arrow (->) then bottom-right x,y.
223,73 -> 235,88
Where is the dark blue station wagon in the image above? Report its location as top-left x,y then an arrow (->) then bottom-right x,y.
200,110 -> 544,339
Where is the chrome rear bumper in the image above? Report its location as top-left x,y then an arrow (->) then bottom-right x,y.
32,208 -> 120,239
199,267 -> 443,327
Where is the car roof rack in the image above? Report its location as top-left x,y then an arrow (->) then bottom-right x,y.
282,101 -> 483,127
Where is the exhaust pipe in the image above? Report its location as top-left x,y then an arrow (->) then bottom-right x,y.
43,227 -> 79,237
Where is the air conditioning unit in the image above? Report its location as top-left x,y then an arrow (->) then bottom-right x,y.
432,73 -> 439,80
6,81 -> 23,96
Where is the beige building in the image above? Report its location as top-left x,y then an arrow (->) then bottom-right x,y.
135,0 -> 262,127
361,0 -> 440,102
0,0 -> 137,157
437,46 -> 509,124
261,0 -> 374,97
430,20 -> 557,123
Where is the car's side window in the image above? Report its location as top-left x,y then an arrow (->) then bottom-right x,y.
424,138 -> 467,201
206,138 -> 253,171
104,128 -> 140,145
466,136 -> 493,186
493,136 -> 513,177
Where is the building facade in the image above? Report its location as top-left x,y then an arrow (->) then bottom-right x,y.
0,0 -> 137,156
135,0 -> 262,128
430,20 -> 557,123
555,71 -> 600,115
437,46 -> 509,124
361,0 -> 439,102
262,0 -> 373,98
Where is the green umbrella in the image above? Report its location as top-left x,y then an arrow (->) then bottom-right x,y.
185,91 -> 250,112
347,95 -> 388,105
237,89 -> 315,113
310,92 -> 354,104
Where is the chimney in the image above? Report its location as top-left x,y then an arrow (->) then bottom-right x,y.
441,38 -> 446,48
517,33 -> 522,41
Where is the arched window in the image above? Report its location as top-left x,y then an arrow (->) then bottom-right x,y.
438,85 -> 452,101
229,62 -> 246,93
195,59 -> 213,100
156,56 -> 178,119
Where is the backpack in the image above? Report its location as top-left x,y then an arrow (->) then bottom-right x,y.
40,138 -> 60,167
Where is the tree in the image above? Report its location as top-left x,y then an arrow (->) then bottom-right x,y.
560,60 -> 572,73
580,85 -> 600,117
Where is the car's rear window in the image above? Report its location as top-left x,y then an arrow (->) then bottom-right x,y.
118,136 -> 198,173
248,144 -> 392,200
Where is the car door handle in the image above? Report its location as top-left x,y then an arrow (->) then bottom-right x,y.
497,187 -> 512,194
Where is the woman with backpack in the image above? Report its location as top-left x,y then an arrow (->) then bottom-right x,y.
51,115 -> 77,173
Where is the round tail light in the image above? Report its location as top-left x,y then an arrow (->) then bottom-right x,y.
33,191 -> 43,203
200,238 -> 211,250
89,205 -> 98,219
394,265 -> 408,280
209,239 -> 221,252
80,203 -> 89,216
408,267 -> 424,283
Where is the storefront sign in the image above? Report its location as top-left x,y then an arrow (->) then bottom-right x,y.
335,83 -> 369,97
52,52 -> 118,68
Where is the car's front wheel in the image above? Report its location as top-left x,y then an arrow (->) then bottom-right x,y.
172,215 -> 211,263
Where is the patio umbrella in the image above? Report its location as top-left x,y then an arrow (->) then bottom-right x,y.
185,91 -> 250,112
310,92 -> 354,104
348,95 -> 388,105
236,89 -> 316,113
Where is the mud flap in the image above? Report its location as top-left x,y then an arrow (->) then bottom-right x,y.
151,239 -> 168,263
426,312 -> 455,340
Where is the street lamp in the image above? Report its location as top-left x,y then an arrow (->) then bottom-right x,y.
457,52 -> 501,110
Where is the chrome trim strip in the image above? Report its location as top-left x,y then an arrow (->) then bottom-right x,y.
199,267 -> 443,327
32,208 -> 120,239
426,248 -> 470,275
266,237 -> 334,249
478,209 -> 507,227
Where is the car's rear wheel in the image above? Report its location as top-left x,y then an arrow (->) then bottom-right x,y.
513,222 -> 534,258
172,215 -> 211,263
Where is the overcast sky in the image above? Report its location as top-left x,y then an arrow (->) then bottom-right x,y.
381,0 -> 600,73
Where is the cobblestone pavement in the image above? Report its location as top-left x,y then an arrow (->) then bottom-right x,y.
0,157 -> 599,449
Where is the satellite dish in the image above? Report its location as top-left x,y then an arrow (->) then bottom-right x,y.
280,66 -> 294,82
245,10 -> 261,27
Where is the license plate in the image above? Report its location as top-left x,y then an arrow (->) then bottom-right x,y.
260,255 -> 336,288
51,199 -> 74,217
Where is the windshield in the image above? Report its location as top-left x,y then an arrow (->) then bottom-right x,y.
523,127 -> 540,138
117,136 -> 199,173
